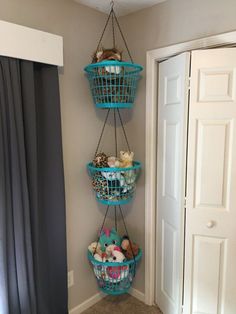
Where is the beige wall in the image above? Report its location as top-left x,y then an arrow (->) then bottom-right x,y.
0,0 -> 111,310
119,0 -> 236,294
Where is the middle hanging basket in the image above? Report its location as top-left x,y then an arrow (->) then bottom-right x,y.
84,61 -> 143,109
87,161 -> 141,205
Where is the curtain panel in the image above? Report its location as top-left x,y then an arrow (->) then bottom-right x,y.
0,56 -> 68,314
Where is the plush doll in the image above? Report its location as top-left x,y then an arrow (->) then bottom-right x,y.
119,151 -> 134,168
110,246 -> 126,262
107,156 -> 120,168
88,242 -> 102,256
92,48 -> 122,63
93,152 -> 108,168
105,244 -> 116,257
94,253 -> 103,262
99,228 -> 121,252
121,236 -> 139,260
106,247 -> 128,281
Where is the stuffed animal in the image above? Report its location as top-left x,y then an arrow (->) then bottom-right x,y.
106,247 -> 127,281
105,244 -> 117,257
110,246 -> 126,262
107,156 -> 120,168
94,253 -> 103,262
99,228 -> 121,252
121,236 -> 139,260
119,151 -> 134,168
93,152 -> 108,168
92,48 -> 122,63
88,242 -> 102,256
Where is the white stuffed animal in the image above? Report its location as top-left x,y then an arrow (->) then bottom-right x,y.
111,247 -> 126,262
94,253 -> 103,262
105,244 -> 116,257
88,242 -> 102,256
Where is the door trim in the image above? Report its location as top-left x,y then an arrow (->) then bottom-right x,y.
145,30 -> 236,306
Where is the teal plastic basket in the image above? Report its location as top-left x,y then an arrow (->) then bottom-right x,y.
87,161 -> 141,205
88,249 -> 142,295
84,61 -> 143,109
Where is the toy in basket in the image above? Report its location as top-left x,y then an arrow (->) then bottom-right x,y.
87,151 -> 141,205
88,228 -> 142,295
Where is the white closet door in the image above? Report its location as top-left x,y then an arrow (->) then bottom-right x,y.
156,52 -> 190,314
184,48 -> 236,314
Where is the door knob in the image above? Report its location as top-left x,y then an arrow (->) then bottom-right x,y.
206,221 -> 215,228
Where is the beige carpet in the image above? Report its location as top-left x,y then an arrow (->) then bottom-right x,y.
82,294 -> 162,314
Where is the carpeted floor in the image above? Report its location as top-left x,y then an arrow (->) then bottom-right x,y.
82,295 -> 162,314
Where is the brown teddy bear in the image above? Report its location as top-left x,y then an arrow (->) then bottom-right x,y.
121,236 -> 139,260
92,48 -> 122,63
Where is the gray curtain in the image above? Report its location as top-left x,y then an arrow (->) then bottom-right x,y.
0,56 -> 68,314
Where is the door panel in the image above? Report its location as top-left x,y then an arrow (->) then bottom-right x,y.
156,52 -> 190,314
191,236 -> 227,314
184,48 -> 236,314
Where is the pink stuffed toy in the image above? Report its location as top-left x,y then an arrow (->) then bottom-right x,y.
107,246 -> 126,280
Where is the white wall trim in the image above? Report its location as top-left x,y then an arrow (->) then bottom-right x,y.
0,20 -> 63,66
69,292 -> 105,314
129,287 -> 145,303
145,30 -> 236,306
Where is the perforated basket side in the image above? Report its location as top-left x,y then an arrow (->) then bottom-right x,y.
87,162 -> 141,205
85,61 -> 143,109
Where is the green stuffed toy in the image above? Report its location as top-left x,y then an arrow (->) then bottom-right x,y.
99,228 -> 121,252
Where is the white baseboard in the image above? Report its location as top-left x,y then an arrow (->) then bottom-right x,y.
69,288 -> 145,314
129,287 -> 145,303
69,292 -> 105,314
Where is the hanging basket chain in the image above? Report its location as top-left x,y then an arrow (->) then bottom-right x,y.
93,3 -> 134,62
95,9 -> 113,55
94,205 -> 110,256
114,205 -> 117,232
118,205 -> 136,275
94,108 -> 131,158
114,109 -> 118,157
111,9 -> 116,48
94,109 -> 111,158
112,10 -> 134,63
117,109 -> 131,153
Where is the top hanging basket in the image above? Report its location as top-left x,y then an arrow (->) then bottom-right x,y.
84,2 -> 143,109
84,61 -> 143,109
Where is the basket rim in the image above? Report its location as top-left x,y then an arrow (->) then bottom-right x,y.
84,60 -> 143,72
88,248 -> 142,267
87,161 -> 141,172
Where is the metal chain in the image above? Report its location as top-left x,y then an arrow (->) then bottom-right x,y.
94,9 -> 113,55
117,109 -> 131,153
94,1 -> 134,62
114,109 -> 118,157
111,10 -> 116,48
94,205 -> 110,256
118,205 -> 136,273
114,205 -> 117,232
112,10 -> 134,63
94,109 -> 111,158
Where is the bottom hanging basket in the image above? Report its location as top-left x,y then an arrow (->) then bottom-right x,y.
88,249 -> 142,295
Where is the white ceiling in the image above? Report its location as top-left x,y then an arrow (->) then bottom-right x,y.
74,0 -> 166,16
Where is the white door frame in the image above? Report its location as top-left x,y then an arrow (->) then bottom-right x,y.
145,30 -> 236,306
